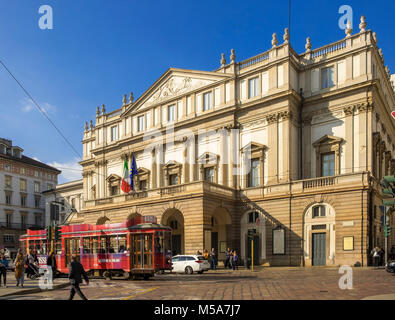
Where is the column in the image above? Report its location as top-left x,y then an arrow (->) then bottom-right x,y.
343,106 -> 355,174
280,111 -> 291,182
189,134 -> 197,181
302,116 -> 312,179
228,128 -> 235,188
218,128 -> 227,185
151,149 -> 156,189
182,142 -> 188,184
266,113 -> 279,184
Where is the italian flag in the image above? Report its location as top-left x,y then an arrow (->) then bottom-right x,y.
121,158 -> 131,193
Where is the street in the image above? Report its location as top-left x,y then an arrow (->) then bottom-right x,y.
1,267 -> 394,300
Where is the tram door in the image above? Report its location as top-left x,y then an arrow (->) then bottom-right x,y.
65,238 -> 80,268
131,233 -> 153,269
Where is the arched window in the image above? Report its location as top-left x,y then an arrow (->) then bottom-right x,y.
248,211 -> 259,224
312,205 -> 326,218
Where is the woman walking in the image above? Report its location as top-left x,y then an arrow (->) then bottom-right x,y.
232,251 -> 239,270
14,250 -> 25,287
0,253 -> 8,287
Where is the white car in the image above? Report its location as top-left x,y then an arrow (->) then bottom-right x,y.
171,255 -> 210,274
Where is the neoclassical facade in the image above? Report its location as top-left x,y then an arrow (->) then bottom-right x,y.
70,16 -> 395,267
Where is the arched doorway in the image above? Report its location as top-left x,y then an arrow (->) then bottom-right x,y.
240,210 -> 266,265
96,216 -> 110,225
303,203 -> 336,266
161,209 -> 184,255
205,207 -> 232,261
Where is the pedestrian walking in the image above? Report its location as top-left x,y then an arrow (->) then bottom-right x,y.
0,253 -> 8,287
379,247 -> 385,266
46,251 -> 57,280
14,250 -> 25,287
232,251 -> 238,270
68,255 -> 89,300
371,246 -> 380,267
225,248 -> 231,269
210,248 -> 216,270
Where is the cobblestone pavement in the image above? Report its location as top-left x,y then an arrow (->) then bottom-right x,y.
1,267 -> 394,300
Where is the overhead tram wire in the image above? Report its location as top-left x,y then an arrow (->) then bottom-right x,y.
0,59 -> 82,160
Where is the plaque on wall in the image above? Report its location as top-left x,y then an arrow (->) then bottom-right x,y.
220,241 -> 227,253
343,236 -> 354,251
273,227 -> 285,255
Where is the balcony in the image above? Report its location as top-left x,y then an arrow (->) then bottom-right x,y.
83,172 -> 370,209
240,172 -> 370,200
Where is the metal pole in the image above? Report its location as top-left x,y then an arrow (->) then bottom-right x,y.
251,238 -> 254,271
385,207 -> 388,266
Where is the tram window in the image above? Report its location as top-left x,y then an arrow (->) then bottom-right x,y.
164,232 -> 171,254
144,235 -> 152,252
100,237 -> 107,253
154,234 -> 163,253
92,237 -> 99,254
28,240 -> 34,253
108,236 -> 117,253
83,238 -> 91,254
71,238 -> 79,254
118,235 -> 127,253
42,242 -> 47,255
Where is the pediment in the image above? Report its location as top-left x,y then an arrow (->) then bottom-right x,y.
106,173 -> 121,181
241,142 -> 267,152
164,160 -> 181,168
312,135 -> 343,147
123,68 -> 231,115
137,167 -> 150,174
197,152 -> 219,164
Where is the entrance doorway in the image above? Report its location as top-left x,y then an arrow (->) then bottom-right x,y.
172,234 -> 182,256
246,235 -> 259,265
312,233 -> 326,266
211,232 -> 218,254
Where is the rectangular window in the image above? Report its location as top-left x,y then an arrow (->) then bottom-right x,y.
168,104 -> 175,122
5,192 -> 12,205
321,66 -> 334,89
111,126 -> 118,141
34,171 -> 39,177
6,214 -> 12,227
204,167 -> 214,182
248,158 -> 260,187
248,77 -> 259,98
34,214 -> 41,226
5,164 -> 11,172
21,215 -> 26,228
111,186 -> 118,196
47,183 -> 53,190
21,195 -> 27,207
20,168 -> 26,175
313,205 -> 326,218
20,179 -> 27,191
203,92 -> 212,111
139,180 -> 147,190
3,235 -> 14,243
34,182 -> 40,193
35,196 -> 40,208
83,238 -> 92,254
138,115 -> 145,132
169,174 -> 178,186
5,175 -> 12,188
321,152 -> 335,177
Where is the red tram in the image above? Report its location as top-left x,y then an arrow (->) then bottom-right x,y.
19,216 -> 172,279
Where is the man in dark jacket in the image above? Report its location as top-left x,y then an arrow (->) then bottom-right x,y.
68,255 -> 89,300
46,252 -> 57,280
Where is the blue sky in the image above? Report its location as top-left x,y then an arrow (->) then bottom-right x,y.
0,0 -> 393,183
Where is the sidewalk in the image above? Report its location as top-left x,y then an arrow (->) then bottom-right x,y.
0,272 -> 69,298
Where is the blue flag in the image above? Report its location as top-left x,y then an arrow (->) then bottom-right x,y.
130,155 -> 138,191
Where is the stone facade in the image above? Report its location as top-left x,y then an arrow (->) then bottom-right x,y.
70,17 -> 394,267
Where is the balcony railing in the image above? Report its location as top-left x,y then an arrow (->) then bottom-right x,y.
302,176 -> 337,189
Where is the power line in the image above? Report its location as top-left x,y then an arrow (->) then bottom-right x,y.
0,59 -> 82,159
